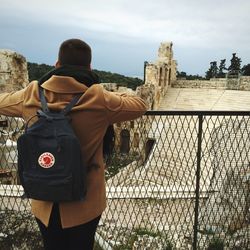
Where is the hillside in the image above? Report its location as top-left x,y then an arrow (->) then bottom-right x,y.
27,62 -> 143,90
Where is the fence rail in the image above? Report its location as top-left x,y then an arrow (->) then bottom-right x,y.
0,111 -> 249,249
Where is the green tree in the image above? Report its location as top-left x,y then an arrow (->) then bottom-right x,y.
93,69 -> 143,90
177,71 -> 204,80
177,71 -> 187,78
186,74 -> 204,80
27,62 -> 143,90
27,62 -> 53,81
206,61 -> 218,79
241,64 -> 250,76
217,59 -> 227,78
228,53 -> 241,76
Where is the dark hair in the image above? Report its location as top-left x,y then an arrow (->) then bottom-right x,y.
58,39 -> 92,67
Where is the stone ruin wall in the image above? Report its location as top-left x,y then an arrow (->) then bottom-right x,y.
0,50 -> 29,186
172,76 -> 250,91
102,83 -> 154,160
0,50 -> 29,92
144,42 -> 177,109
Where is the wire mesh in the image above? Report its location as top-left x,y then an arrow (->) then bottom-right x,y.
0,112 -> 249,249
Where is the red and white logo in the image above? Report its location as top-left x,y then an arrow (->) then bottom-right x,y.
38,152 -> 55,168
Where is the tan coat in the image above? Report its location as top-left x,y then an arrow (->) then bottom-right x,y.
0,75 -> 147,228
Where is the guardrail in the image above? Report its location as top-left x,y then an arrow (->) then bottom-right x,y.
0,111 -> 249,249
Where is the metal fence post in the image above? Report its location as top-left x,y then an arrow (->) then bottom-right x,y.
193,114 -> 203,250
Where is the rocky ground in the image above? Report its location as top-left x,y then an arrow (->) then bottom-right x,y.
0,209 -> 43,249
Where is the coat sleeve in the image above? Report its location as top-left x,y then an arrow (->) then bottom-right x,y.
102,88 -> 148,124
0,88 -> 25,117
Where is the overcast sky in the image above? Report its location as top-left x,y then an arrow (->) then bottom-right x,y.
0,0 -> 250,77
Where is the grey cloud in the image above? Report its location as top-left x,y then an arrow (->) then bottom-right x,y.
0,0 -> 249,76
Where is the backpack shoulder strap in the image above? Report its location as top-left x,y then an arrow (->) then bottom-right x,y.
61,94 -> 82,115
38,85 -> 82,115
39,86 -> 49,112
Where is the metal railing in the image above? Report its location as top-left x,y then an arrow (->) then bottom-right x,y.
0,111 -> 249,249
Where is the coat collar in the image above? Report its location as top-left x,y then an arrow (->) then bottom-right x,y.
41,75 -> 88,93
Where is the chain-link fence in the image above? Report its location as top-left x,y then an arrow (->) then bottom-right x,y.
0,111 -> 249,250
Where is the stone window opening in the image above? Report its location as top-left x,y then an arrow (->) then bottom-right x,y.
120,129 -> 130,154
164,68 -> 168,87
130,121 -> 134,129
133,132 -> 139,148
168,68 -> 172,85
159,68 -> 163,87
145,138 -> 156,161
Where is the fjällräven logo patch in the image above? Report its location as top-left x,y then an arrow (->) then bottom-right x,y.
38,152 -> 55,168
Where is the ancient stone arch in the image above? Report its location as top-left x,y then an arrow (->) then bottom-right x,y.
120,129 -> 130,154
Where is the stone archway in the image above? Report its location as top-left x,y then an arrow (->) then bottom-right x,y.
168,68 -> 172,85
145,138 -> 155,161
159,67 -> 163,86
120,129 -> 130,154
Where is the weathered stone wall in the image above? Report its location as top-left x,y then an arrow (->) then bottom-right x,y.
101,83 -> 138,95
238,76 -> 250,90
172,76 -> 250,91
144,64 -> 163,109
0,50 -> 29,92
158,41 -> 173,60
144,42 -> 177,109
135,84 -> 155,110
102,82 -> 154,110
173,78 -> 227,89
102,82 -> 154,160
